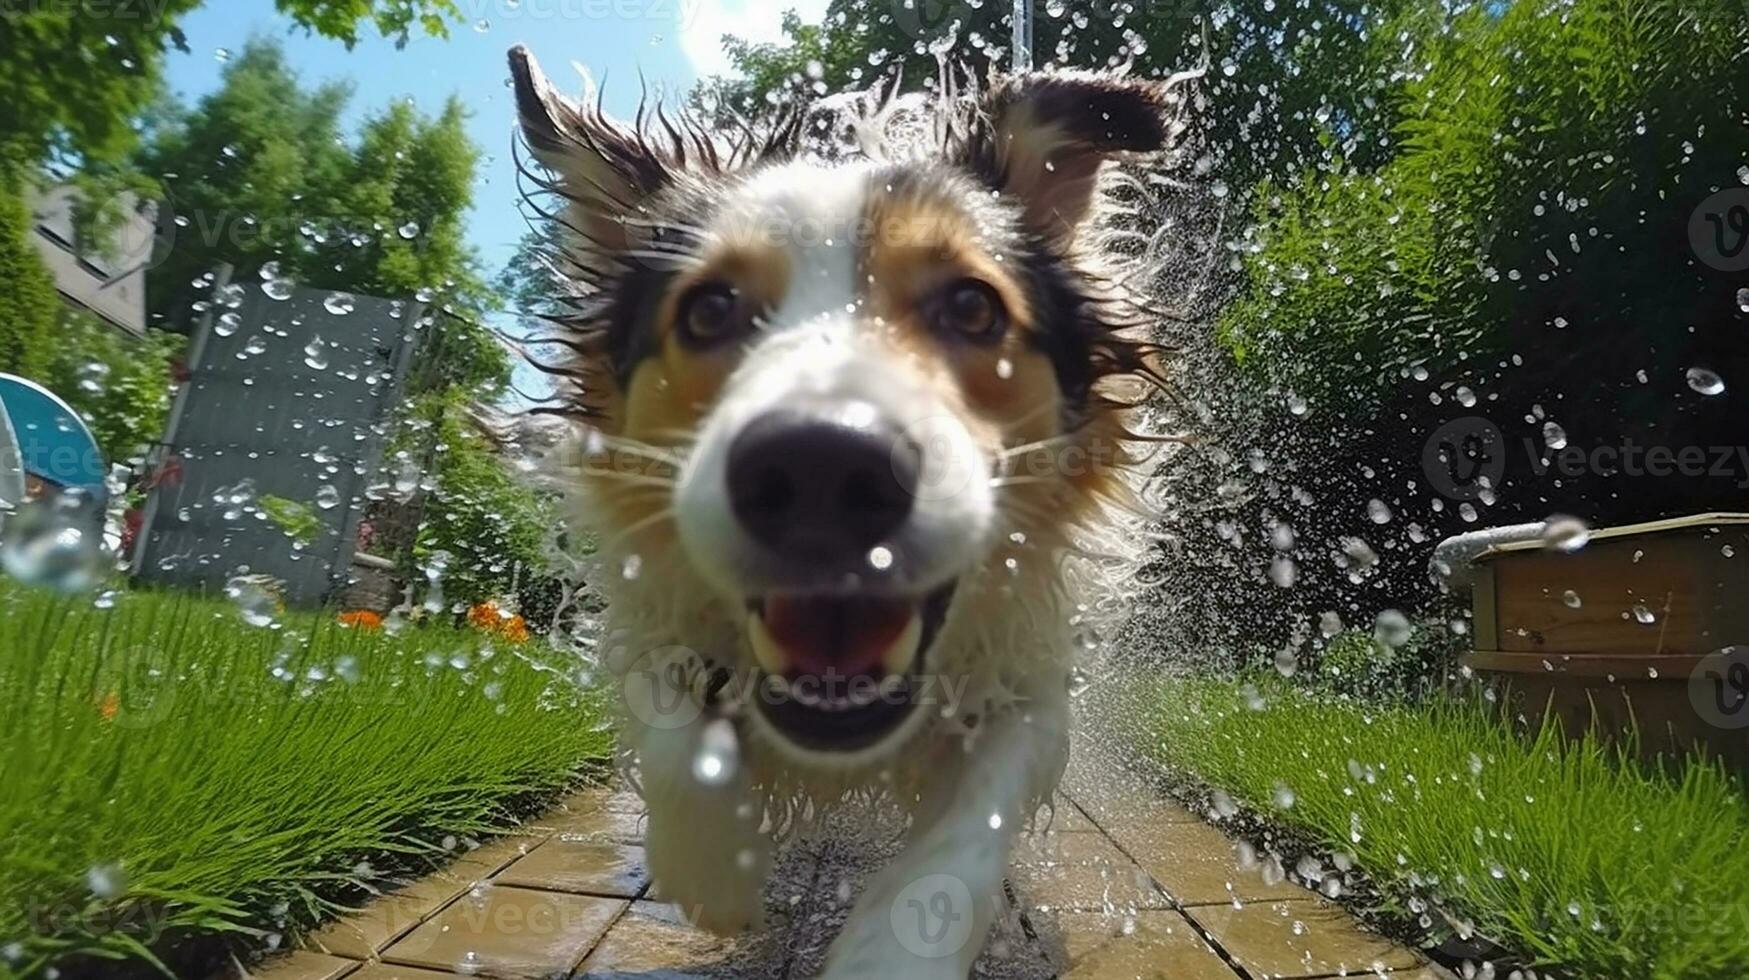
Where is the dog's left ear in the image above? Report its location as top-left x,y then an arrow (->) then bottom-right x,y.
966,72 -> 1178,246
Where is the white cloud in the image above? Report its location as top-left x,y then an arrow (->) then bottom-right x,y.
678,0 -> 831,78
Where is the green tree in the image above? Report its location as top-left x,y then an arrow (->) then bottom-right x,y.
0,186 -> 61,379
710,0 -> 1420,199
1221,0 -> 1749,426
137,40 -> 496,334
0,0 -> 465,171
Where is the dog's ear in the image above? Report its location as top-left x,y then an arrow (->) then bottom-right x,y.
967,72 -> 1180,246
510,45 -> 671,256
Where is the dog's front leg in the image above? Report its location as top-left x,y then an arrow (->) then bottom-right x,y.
821,680 -> 1070,980
622,650 -> 773,935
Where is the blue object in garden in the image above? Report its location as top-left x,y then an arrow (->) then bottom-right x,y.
0,374 -> 106,494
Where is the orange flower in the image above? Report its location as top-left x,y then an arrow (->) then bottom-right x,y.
338,609 -> 384,631
98,691 -> 120,721
468,602 -> 530,644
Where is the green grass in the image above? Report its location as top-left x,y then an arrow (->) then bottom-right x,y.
1148,676 -> 1749,980
0,583 -> 612,977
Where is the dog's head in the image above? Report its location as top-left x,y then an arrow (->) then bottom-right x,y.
513,48 -> 1177,767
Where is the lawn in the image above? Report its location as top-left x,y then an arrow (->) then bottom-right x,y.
1148,676 -> 1749,980
0,582 -> 612,977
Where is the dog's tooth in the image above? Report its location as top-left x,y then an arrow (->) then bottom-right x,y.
879,610 -> 924,675
747,612 -> 788,675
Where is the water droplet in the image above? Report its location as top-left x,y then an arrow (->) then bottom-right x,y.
1541,421 -> 1567,450
303,336 -> 330,370
1366,499 -> 1392,524
1268,556 -> 1297,588
1373,609 -> 1412,649
868,545 -> 894,571
93,589 -> 118,610
215,311 -> 242,337
315,484 -> 341,510
398,221 -> 421,239
1631,603 -> 1656,625
1541,515 -> 1590,553
1271,782 -> 1296,810
1455,385 -> 1477,407
1562,589 -> 1582,608
1273,648 -> 1298,677
621,554 -> 643,580
394,460 -> 421,496
995,357 -> 1014,380
224,575 -> 279,628
1738,287 -> 1749,312
1686,367 -> 1725,396
263,277 -> 294,301
1318,611 -> 1343,637
1210,790 -> 1239,820
323,292 -> 356,316
86,863 -> 127,900
214,47 -> 231,62
0,497 -> 108,592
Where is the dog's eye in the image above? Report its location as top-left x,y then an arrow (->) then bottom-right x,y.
677,283 -> 747,346
930,279 -> 1007,343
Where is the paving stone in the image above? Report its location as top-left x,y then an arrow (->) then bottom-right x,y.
1186,899 -> 1426,979
306,837 -> 544,960
336,966 -> 458,980
380,885 -> 624,978
1012,829 -> 1171,914
245,951 -> 360,980
1040,910 -> 1239,979
1110,820 -> 1308,906
574,901 -> 741,977
495,839 -> 648,899
526,794 -> 646,844
1035,797 -> 1101,833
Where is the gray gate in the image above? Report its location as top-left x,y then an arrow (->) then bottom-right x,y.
132,270 -> 424,605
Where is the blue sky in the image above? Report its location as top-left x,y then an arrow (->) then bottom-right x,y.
162,0 -> 827,278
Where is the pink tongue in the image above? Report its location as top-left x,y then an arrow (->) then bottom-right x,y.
763,595 -> 912,678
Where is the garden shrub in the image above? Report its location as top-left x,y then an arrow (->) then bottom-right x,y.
0,185 -> 61,380
43,310 -> 183,464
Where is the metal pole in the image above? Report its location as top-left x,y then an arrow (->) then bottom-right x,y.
1012,0 -> 1033,71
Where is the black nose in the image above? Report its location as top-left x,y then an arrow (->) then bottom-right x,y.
727,407 -> 920,563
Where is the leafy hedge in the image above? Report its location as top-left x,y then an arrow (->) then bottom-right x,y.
1220,0 -> 1749,421
0,184 -> 62,380
44,311 -> 183,465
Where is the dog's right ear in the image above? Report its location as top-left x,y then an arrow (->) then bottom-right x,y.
510,45 -> 670,255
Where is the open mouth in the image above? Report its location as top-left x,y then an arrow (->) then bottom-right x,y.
745,583 -> 955,752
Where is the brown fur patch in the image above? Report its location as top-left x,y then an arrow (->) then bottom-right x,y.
859,193 -> 1060,452
618,239 -> 790,445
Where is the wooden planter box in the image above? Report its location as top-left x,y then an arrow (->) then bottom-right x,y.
1464,513 -> 1749,770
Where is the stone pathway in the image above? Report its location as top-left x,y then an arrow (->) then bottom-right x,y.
241,744 -> 1450,980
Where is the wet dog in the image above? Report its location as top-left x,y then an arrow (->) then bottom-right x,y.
510,46 -> 1184,979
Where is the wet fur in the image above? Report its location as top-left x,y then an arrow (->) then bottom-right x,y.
510,50 -> 1192,979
